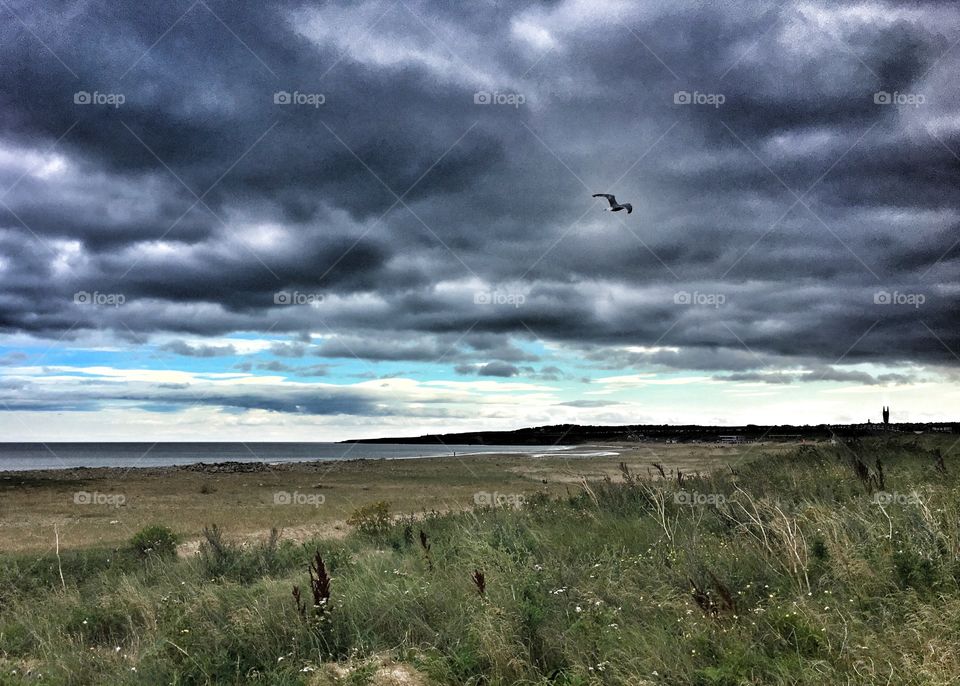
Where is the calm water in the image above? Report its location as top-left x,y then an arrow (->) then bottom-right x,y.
0,442 -> 570,472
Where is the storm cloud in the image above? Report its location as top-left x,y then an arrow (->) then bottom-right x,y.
1,0 -> 959,428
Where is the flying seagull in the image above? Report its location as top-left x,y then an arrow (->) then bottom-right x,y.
592,193 -> 632,214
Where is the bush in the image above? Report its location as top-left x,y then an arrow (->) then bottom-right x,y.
129,524 -> 178,559
197,525 -> 301,582
347,501 -> 392,536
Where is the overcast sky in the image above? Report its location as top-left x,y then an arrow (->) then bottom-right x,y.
1,0 -> 958,440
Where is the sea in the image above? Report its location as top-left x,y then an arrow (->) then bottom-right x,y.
0,442 -> 577,472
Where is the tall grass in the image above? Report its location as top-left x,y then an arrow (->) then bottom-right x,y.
1,437 -> 959,684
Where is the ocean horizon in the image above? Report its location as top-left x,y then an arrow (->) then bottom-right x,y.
0,442 -> 575,472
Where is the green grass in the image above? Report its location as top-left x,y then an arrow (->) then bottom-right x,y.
1,436 -> 959,684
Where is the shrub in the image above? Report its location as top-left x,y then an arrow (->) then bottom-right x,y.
347,501 -> 392,536
129,524 -> 178,559
197,525 -> 299,582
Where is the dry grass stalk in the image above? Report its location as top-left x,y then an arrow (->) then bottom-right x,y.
292,585 -> 306,619
934,449 -> 947,475
419,530 -> 433,571
472,569 -> 485,597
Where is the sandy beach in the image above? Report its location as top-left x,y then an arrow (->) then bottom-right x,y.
0,441 -> 776,553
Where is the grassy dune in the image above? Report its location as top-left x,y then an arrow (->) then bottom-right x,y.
1,437 -> 959,684
0,443 -> 764,553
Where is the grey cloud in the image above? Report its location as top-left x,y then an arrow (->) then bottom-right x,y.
0,0 -> 957,383
478,362 -> 520,377
556,400 -> 622,408
160,340 -> 237,357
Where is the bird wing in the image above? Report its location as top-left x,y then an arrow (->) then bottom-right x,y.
623,203 -> 633,214
592,193 -> 617,207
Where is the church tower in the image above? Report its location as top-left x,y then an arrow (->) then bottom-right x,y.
882,406 -> 889,425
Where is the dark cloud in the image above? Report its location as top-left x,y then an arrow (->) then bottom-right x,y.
478,362 -> 520,377
0,0 -> 958,388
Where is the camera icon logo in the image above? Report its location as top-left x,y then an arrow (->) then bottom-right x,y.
274,291 -> 291,305
674,90 -> 692,105
274,91 -> 292,105
74,291 -> 90,304
474,91 -> 491,105
873,290 -> 891,305
673,290 -> 692,305
273,491 -> 292,505
874,91 -> 891,105
74,91 -> 91,105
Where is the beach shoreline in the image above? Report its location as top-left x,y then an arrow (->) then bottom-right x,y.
0,442 -> 584,473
